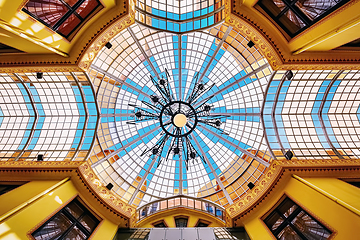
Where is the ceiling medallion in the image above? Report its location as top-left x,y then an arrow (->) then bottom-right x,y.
127,69 -> 228,169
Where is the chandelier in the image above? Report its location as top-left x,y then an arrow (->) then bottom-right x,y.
127,69 -> 228,169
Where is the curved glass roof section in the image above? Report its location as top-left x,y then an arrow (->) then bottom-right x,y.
265,70 -> 360,160
88,23 -> 273,207
0,72 -> 98,161
135,0 -> 224,33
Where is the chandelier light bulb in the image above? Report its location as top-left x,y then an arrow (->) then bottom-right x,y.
173,113 -> 187,128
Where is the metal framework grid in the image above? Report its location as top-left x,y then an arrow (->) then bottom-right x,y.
264,70 -> 360,160
88,22 -> 273,207
135,0 -> 225,33
0,72 -> 98,161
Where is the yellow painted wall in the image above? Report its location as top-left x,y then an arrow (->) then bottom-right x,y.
0,180 -> 59,217
91,218 -> 118,240
304,178 -> 360,211
242,177 -> 360,240
0,180 -> 118,240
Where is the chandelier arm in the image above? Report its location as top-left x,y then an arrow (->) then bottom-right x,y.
150,75 -> 171,103
135,107 -> 159,118
193,94 -> 215,111
190,83 -> 215,105
155,133 -> 171,168
165,69 -> 174,101
141,100 -> 162,113
185,72 -> 200,103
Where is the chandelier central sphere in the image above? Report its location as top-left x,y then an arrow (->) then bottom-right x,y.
173,114 -> 187,128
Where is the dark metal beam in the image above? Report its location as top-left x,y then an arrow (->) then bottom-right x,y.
90,64 -> 152,99
128,27 -> 161,80
260,71 -> 277,159
191,133 -> 233,205
91,124 -> 162,167
319,70 -> 344,159
270,73 -> 286,155
197,125 -> 270,167
13,73 -> 38,161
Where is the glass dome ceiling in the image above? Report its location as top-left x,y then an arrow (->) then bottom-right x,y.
87,22 -> 274,207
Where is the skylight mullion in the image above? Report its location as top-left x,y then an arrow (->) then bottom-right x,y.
128,156 -> 158,205
318,70 -> 344,159
69,73 -> 89,161
128,27 -> 162,81
13,73 -> 39,161
195,26 -> 232,91
191,132 -> 234,205
91,124 -> 162,168
90,64 -> 151,99
193,63 -> 269,109
178,33 -> 182,100
198,124 -> 270,167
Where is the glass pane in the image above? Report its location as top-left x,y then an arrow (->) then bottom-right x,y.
296,0 -> 339,21
194,200 -> 202,210
66,201 -> 84,219
24,0 -> 68,27
33,212 -> 72,240
266,212 -> 284,231
63,0 -> 78,7
279,9 -> 306,33
62,226 -> 87,240
292,211 -> 332,239
205,203 -> 214,214
277,225 -> 302,240
175,218 -> 188,227
149,202 -> 158,214
160,200 -> 167,210
278,198 -> 298,218
80,215 -> 97,232
260,0 -> 285,17
57,14 -> 81,36
76,0 -> 100,18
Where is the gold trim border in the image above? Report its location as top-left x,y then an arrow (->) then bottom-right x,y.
78,0 -> 136,71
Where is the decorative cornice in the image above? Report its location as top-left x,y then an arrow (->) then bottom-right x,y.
78,163 -> 137,225
0,65 -> 82,73
77,0 -> 136,70
226,0 -> 283,70
226,159 -> 360,226
78,10 -> 135,70
0,160 -> 83,169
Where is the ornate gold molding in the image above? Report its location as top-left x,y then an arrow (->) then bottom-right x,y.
225,0 -> 283,70
0,65 -> 82,74
78,0 -> 136,71
78,163 -> 136,223
226,159 -> 360,226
